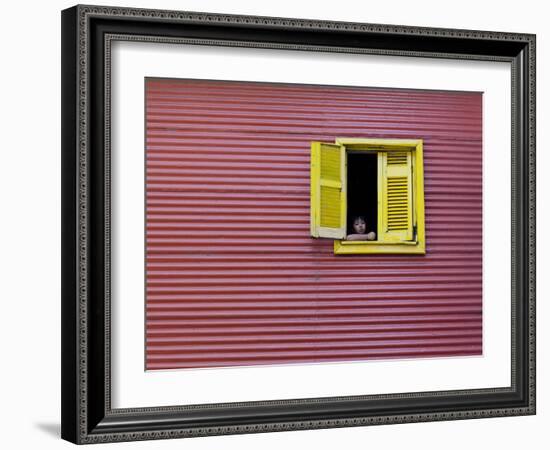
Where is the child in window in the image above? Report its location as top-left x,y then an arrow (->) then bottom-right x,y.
347,216 -> 376,241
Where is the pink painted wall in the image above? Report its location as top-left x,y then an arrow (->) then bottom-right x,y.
145,78 -> 482,370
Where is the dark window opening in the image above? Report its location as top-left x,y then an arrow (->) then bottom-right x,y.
347,152 -> 378,238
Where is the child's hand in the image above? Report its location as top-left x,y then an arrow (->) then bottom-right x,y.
346,232 -> 376,241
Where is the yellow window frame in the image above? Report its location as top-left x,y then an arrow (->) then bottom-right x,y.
332,138 -> 426,255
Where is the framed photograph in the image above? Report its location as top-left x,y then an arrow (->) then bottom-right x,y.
61,4 -> 536,444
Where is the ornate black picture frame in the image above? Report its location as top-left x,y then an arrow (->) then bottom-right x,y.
61,4 -> 536,444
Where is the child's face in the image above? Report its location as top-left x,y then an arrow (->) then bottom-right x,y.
353,219 -> 366,234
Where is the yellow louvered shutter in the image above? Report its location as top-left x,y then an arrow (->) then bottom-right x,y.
381,151 -> 414,241
310,142 -> 346,239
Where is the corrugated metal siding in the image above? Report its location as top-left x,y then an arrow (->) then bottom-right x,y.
145,79 -> 482,370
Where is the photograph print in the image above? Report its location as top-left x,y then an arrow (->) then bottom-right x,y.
144,78 -> 482,371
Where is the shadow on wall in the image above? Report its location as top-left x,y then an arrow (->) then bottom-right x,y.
35,422 -> 60,438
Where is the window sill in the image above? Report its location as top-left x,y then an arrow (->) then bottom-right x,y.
334,240 -> 426,255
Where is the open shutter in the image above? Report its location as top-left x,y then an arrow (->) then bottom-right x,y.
381,151 -> 414,241
310,142 -> 346,239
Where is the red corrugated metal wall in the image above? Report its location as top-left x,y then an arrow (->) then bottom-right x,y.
145,79 -> 482,370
